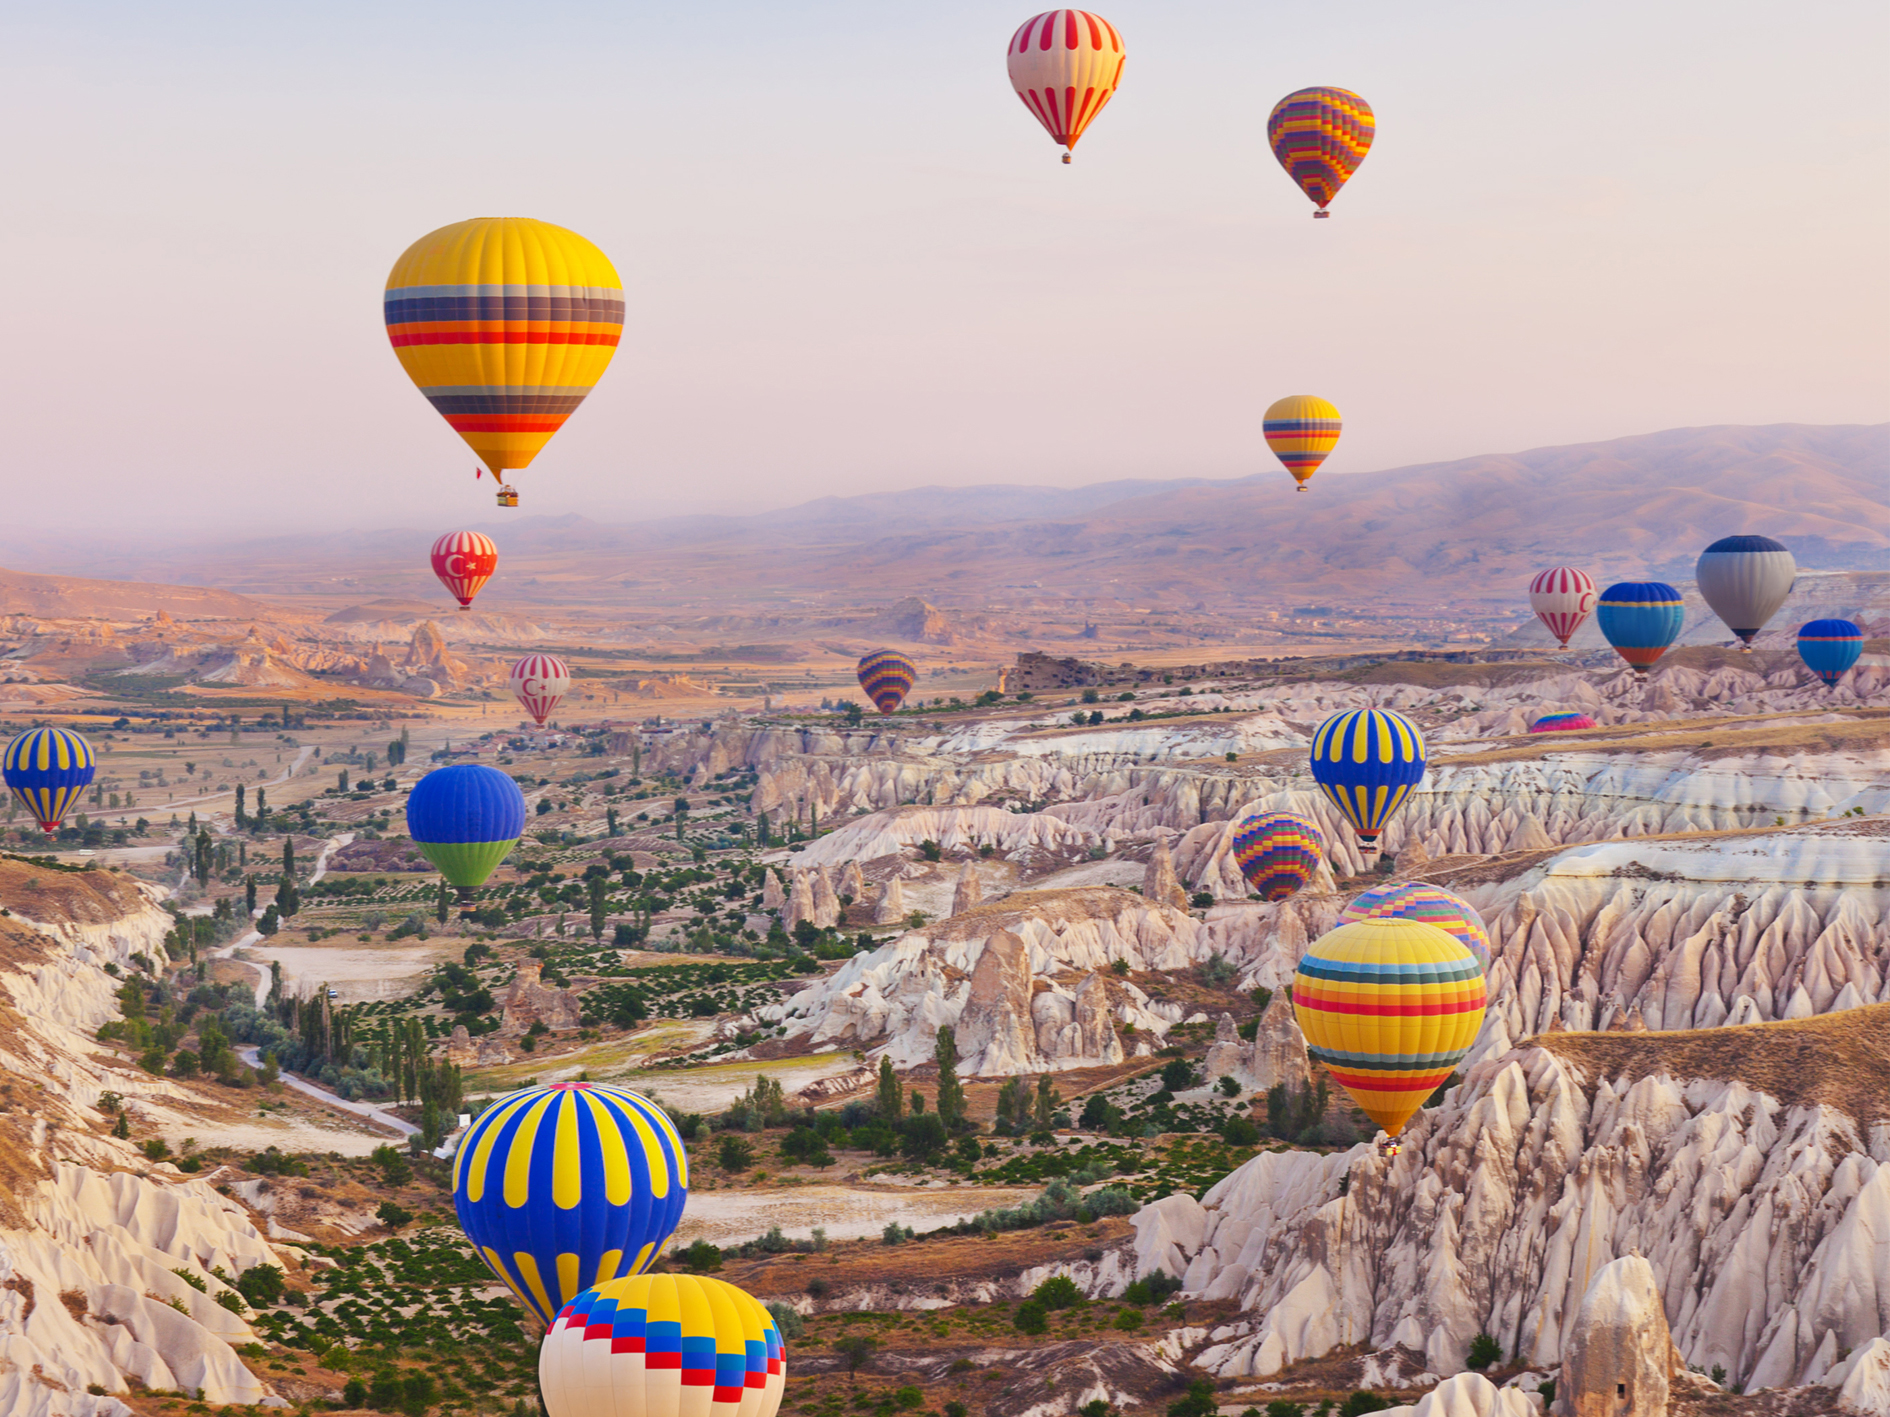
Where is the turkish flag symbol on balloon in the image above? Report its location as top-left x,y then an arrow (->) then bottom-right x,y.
430,530 -> 499,610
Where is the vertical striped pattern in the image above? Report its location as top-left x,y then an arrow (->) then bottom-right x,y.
1797,619 -> 1864,688
856,650 -> 918,715
1231,810 -> 1325,902
510,653 -> 573,726
455,1083 -> 689,1328
431,530 -> 499,608
3,726 -> 97,834
1005,10 -> 1125,153
1338,882 -> 1491,976
1262,395 -> 1342,488
540,1274 -> 786,1417
1695,535 -> 1796,646
1528,567 -> 1597,648
385,218 -> 623,486
1596,582 -> 1685,673
1292,918 -> 1485,1137
1528,711 -> 1597,734
1307,709 -> 1426,845
1267,87 -> 1374,213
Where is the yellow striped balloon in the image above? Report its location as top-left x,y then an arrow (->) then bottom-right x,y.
385,218 -> 624,503
1262,395 -> 1341,490
3,726 -> 97,834
1307,708 -> 1426,848
1292,917 -> 1485,1138
541,1273 -> 787,1417
454,1083 -> 689,1326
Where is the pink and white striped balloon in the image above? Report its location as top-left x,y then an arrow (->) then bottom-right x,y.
509,653 -> 571,727
1529,567 -> 1598,648
1006,10 -> 1125,160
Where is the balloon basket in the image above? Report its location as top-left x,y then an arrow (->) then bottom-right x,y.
496,486 -> 518,508
1061,153 -> 1072,165
1313,210 -> 1330,219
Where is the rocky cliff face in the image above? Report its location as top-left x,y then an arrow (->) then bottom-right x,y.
1135,1008 -> 1890,1395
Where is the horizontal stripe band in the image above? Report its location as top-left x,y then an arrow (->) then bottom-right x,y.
1307,1044 -> 1474,1068
389,328 -> 621,347
1324,1069 -> 1453,1093
1296,995 -> 1484,1017
1299,957 -> 1482,979
425,393 -> 590,416
387,282 -> 622,299
444,415 -> 570,432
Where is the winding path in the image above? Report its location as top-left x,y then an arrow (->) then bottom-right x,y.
236,1045 -> 418,1138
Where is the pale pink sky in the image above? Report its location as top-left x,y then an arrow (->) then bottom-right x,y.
2,0 -> 1885,538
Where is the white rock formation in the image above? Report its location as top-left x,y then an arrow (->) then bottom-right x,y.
873,876 -> 907,926
1145,840 -> 1190,910
760,868 -> 785,912
1376,1372 -> 1539,1417
1554,1255 -> 1677,1417
950,861 -> 983,917
1828,1336 -> 1890,1416
839,861 -> 866,905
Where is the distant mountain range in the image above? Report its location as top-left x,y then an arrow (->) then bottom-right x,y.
4,424 -> 1883,616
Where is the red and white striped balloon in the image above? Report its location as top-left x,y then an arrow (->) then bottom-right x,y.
1529,567 -> 1598,648
430,531 -> 498,610
509,654 -> 571,727
1006,10 -> 1125,160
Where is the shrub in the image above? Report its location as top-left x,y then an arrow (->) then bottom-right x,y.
1168,1379 -> 1218,1417
1465,1331 -> 1502,1370
718,1136 -> 755,1171
215,1289 -> 247,1315
1217,1076 -> 1240,1097
1113,1308 -> 1143,1330
1537,1381 -> 1555,1407
1031,1275 -> 1085,1310
891,1386 -> 924,1410
1013,1299 -> 1048,1334
919,839 -> 942,862
947,1404 -> 971,1417
881,1223 -> 913,1245
375,1201 -> 413,1230
683,1239 -> 723,1272
1339,1394 -> 1392,1417
1160,1059 -> 1196,1092
1267,1404 -> 1306,1417
235,1264 -> 284,1307
1222,1115 -> 1261,1146
764,1301 -> 805,1339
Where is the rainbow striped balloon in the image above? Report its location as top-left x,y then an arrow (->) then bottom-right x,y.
1267,87 -> 1374,216
1262,395 -> 1341,490
1232,810 -> 1325,901
3,727 -> 96,834
1338,881 -> 1491,976
541,1274 -> 787,1417
1308,708 -> 1426,847
455,1083 -> 689,1326
1292,918 -> 1485,1137
385,218 -> 623,502
1529,711 -> 1596,733
856,650 -> 918,715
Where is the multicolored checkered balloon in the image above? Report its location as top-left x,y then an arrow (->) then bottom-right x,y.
541,1274 -> 786,1417
1231,809 -> 1325,901
856,649 -> 917,715
1339,881 -> 1491,976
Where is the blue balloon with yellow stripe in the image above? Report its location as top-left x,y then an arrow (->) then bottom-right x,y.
540,1273 -> 787,1417
455,1083 -> 689,1327
1307,708 -> 1426,849
3,726 -> 97,834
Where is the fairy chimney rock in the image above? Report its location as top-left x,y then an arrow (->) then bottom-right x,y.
1145,839 -> 1190,911
1555,1254 -> 1679,1417
760,869 -> 786,912
951,861 -> 983,917
873,876 -> 907,925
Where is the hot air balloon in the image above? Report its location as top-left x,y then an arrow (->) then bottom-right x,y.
1529,711 -> 1596,733
1263,396 -> 1341,490
1267,87 -> 1374,218
3,727 -> 96,835
1308,708 -> 1426,852
541,1274 -> 787,1417
385,218 -> 623,508
1231,810 -> 1325,901
1338,881 -> 1491,976
1696,536 -> 1796,650
431,530 -> 499,610
1596,582 -> 1684,674
1292,917 -> 1485,1148
457,1083 -> 689,1329
406,763 -> 527,896
511,654 -> 572,727
1006,10 -> 1125,163
1797,619 -> 1864,688
856,650 -> 917,715
1528,567 -> 1597,649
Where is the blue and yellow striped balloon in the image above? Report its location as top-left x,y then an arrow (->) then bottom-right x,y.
540,1273 -> 787,1417
1307,709 -> 1425,848
455,1083 -> 689,1327
1596,582 -> 1684,674
3,727 -> 97,834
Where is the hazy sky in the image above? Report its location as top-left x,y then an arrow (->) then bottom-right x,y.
4,0 -> 1885,540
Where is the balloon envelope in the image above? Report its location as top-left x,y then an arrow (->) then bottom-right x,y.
1338,881 -> 1491,976
1529,711 -> 1596,733
1267,87 -> 1374,214
1292,918 -> 1485,1137
1596,582 -> 1684,673
3,727 -> 96,834
1006,10 -> 1125,155
1695,535 -> 1796,646
1797,619 -> 1863,687
541,1273 -> 785,1417
432,530 -> 499,609
1528,567 -> 1597,649
1308,708 -> 1426,846
857,650 -> 917,715
406,764 -> 527,889
511,654 -> 573,727
457,1083 -> 690,1328
1262,396 -> 1342,489
385,218 -> 623,494
1231,810 -> 1324,901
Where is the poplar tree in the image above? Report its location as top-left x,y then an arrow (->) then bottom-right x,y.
934,1025 -> 965,1131
876,1055 -> 903,1122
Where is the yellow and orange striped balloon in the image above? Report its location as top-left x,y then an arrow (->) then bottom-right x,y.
1291,918 -> 1485,1138
1262,395 -> 1341,489
385,218 -> 623,501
